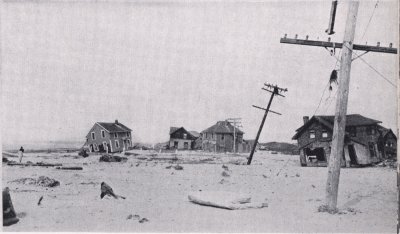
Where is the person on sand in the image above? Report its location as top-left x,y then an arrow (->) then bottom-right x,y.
18,147 -> 24,163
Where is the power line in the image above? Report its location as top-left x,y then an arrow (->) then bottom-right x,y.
360,0 -> 379,41
313,81 -> 330,116
344,44 -> 397,88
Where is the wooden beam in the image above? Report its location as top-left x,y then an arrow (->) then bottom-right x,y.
280,38 -> 397,54
325,0 -> 359,211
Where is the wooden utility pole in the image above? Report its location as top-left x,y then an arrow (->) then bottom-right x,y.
325,0 -> 358,211
247,83 -> 287,165
226,118 -> 242,153
280,0 -> 397,211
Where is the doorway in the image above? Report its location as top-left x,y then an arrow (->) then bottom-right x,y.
348,144 -> 358,165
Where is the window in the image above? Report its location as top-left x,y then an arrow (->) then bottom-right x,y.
101,130 -> 105,138
322,131 -> 328,138
309,130 -> 316,139
86,138 -> 88,142
127,132 -> 130,137
94,143 -> 99,151
367,126 -> 376,135
115,140 -> 119,148
349,127 -> 356,137
183,133 -> 187,139
127,139 -> 131,147
221,135 -> 224,140
91,132 -> 95,140
114,133 -> 118,138
368,142 -> 376,157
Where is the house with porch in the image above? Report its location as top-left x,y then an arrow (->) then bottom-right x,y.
292,114 -> 397,167
84,120 -> 132,153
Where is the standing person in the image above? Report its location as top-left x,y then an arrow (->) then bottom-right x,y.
18,146 -> 24,163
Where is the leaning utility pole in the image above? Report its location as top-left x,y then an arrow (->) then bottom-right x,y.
280,1 -> 397,211
226,118 -> 242,153
247,83 -> 287,165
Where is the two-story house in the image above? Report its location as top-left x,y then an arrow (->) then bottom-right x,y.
292,114 -> 396,167
169,127 -> 200,150
84,120 -> 132,153
201,120 -> 250,153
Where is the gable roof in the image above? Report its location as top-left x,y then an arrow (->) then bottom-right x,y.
189,131 -> 200,138
201,121 -> 244,134
293,114 -> 381,140
169,127 -> 200,139
97,121 -> 132,133
377,126 -> 397,140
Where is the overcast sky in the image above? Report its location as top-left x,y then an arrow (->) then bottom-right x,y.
1,0 -> 398,147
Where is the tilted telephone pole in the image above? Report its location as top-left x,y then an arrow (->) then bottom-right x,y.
247,83 -> 287,165
280,0 -> 397,211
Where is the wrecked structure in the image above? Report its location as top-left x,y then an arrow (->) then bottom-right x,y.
292,114 -> 397,167
169,127 -> 200,150
201,120 -> 251,153
84,120 -> 132,153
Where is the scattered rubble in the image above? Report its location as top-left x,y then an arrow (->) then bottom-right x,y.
221,171 -> 230,177
10,176 -> 60,187
174,165 -> 183,170
99,155 -> 128,163
38,196 -> 43,205
374,159 -> 396,168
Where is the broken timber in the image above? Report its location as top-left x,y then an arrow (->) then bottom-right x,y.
6,162 -> 62,167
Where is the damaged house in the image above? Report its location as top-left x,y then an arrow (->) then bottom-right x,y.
292,114 -> 397,167
201,120 -> 251,153
84,120 -> 132,153
169,127 -> 200,150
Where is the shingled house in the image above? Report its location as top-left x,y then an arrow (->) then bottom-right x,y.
169,127 -> 200,150
201,120 -> 250,153
85,120 -> 132,153
292,114 -> 397,167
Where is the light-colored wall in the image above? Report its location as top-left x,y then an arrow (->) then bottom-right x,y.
169,138 -> 192,150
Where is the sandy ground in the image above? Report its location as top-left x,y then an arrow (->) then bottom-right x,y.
2,150 -> 397,233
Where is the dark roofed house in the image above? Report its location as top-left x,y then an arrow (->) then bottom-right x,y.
84,120 -> 132,153
292,114 -> 397,167
169,127 -> 199,150
201,120 -> 250,153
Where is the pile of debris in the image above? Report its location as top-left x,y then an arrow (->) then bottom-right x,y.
374,159 -> 397,169
99,155 -> 128,163
10,176 -> 60,187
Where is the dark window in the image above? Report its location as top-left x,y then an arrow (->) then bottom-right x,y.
101,130 -> 105,138
115,140 -> 119,148
349,127 -> 356,137
114,133 -> 118,138
309,130 -> 315,139
367,126 -> 376,135
91,132 -> 95,140
221,135 -> 224,140
368,142 -> 376,157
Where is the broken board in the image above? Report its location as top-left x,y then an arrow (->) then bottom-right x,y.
188,191 -> 268,210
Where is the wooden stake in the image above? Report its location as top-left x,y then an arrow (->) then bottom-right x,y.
325,0 -> 359,211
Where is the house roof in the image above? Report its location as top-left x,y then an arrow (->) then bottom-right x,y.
293,114 -> 381,140
189,131 -> 200,138
169,127 -> 200,138
377,126 -> 397,140
97,121 -> 132,133
201,121 -> 244,134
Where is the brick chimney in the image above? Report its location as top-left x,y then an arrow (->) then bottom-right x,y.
115,119 -> 119,124
303,116 -> 309,124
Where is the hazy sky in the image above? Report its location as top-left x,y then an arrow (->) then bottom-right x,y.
1,0 -> 398,146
